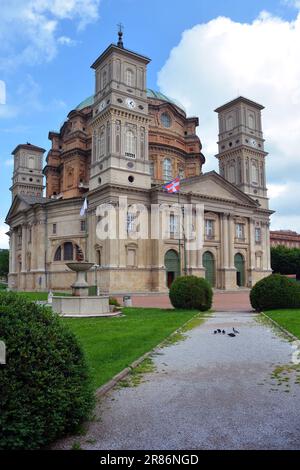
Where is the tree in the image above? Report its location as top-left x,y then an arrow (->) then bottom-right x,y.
271,245 -> 300,275
0,249 -> 9,278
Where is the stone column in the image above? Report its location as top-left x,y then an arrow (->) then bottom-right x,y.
249,219 -> 256,270
221,213 -> 229,269
228,214 -> 235,269
264,221 -> 271,271
21,224 -> 27,272
10,230 -> 16,273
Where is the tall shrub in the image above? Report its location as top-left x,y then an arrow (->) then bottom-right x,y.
169,275 -> 213,311
0,292 -> 94,450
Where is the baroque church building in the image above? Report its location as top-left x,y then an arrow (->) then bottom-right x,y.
6,34 -> 273,293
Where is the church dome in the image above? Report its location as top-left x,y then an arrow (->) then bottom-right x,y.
74,89 -> 185,112
146,89 -> 185,111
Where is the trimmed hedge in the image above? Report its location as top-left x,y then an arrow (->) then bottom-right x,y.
250,274 -> 300,311
169,275 -> 213,311
0,291 -> 94,450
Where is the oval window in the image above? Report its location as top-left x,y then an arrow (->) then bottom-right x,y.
161,112 -> 171,128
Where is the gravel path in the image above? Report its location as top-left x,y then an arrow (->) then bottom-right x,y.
55,312 -> 300,450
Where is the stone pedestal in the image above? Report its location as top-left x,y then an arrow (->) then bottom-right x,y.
52,295 -> 111,316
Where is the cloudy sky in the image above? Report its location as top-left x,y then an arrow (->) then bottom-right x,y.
0,0 -> 300,248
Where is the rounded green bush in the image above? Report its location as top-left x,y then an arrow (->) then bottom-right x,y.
0,291 -> 94,450
250,274 -> 300,311
169,275 -> 213,311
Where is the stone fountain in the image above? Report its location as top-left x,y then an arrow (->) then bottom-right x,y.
52,260 -> 112,317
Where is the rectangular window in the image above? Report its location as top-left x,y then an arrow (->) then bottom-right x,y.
28,227 -> 32,244
236,223 -> 244,240
149,161 -> 154,177
255,227 -> 261,243
169,213 -> 178,235
127,213 -> 135,233
205,219 -> 214,239
52,223 -> 57,235
80,220 -> 86,232
127,248 -> 136,266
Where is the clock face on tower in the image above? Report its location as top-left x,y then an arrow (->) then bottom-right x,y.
99,100 -> 106,112
250,138 -> 258,148
126,98 -> 136,109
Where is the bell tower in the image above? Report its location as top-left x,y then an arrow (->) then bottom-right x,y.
215,96 -> 269,209
89,29 -> 151,191
10,143 -> 45,200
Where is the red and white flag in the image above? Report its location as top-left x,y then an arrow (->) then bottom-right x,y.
163,177 -> 180,193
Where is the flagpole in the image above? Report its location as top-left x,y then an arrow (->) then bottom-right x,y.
178,183 -> 182,277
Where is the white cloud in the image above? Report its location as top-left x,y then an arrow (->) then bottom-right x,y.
0,0 -> 100,70
4,159 -> 14,166
158,10 -> 300,232
0,224 -> 9,249
57,36 -> 77,46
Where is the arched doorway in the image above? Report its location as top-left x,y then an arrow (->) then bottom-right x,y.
164,250 -> 179,288
203,251 -> 216,287
234,253 -> 245,287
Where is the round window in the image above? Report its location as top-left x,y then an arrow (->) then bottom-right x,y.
161,112 -> 171,128
128,175 -> 134,183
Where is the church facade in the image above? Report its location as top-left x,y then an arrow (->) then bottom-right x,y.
6,35 -> 273,293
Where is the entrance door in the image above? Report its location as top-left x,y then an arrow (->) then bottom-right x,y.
234,253 -> 245,287
203,251 -> 215,287
164,250 -> 179,288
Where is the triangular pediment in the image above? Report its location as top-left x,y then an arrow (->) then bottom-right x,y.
181,171 -> 258,207
6,197 -> 31,222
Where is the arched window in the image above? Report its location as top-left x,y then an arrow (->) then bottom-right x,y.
102,70 -> 107,88
106,122 -> 110,154
178,167 -> 184,179
226,115 -> 234,131
161,112 -> 171,128
251,162 -> 259,184
248,113 -> 255,129
125,69 -> 134,87
228,164 -> 236,183
28,156 -> 35,169
54,246 -> 62,261
125,129 -> 135,157
149,161 -> 155,177
100,130 -> 105,157
64,242 -> 73,261
140,127 -> 145,159
163,158 -> 172,181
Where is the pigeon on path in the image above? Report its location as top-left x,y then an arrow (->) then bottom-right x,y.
227,332 -> 236,337
233,327 -> 239,334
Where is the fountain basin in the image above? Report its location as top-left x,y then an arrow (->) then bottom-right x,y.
52,295 -> 111,317
66,262 -> 94,272
66,261 -> 94,296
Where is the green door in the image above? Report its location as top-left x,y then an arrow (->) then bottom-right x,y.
234,253 -> 245,287
164,250 -> 179,288
203,251 -> 215,287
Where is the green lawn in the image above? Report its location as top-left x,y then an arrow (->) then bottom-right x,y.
64,308 -> 203,390
17,291 -> 70,301
265,310 -> 300,339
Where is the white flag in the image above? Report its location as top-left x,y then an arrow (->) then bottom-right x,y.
80,197 -> 88,217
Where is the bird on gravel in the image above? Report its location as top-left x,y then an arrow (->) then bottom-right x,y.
228,332 -> 236,337
222,330 -> 226,334
217,329 -> 222,333
214,330 -> 218,334
233,327 -> 239,334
